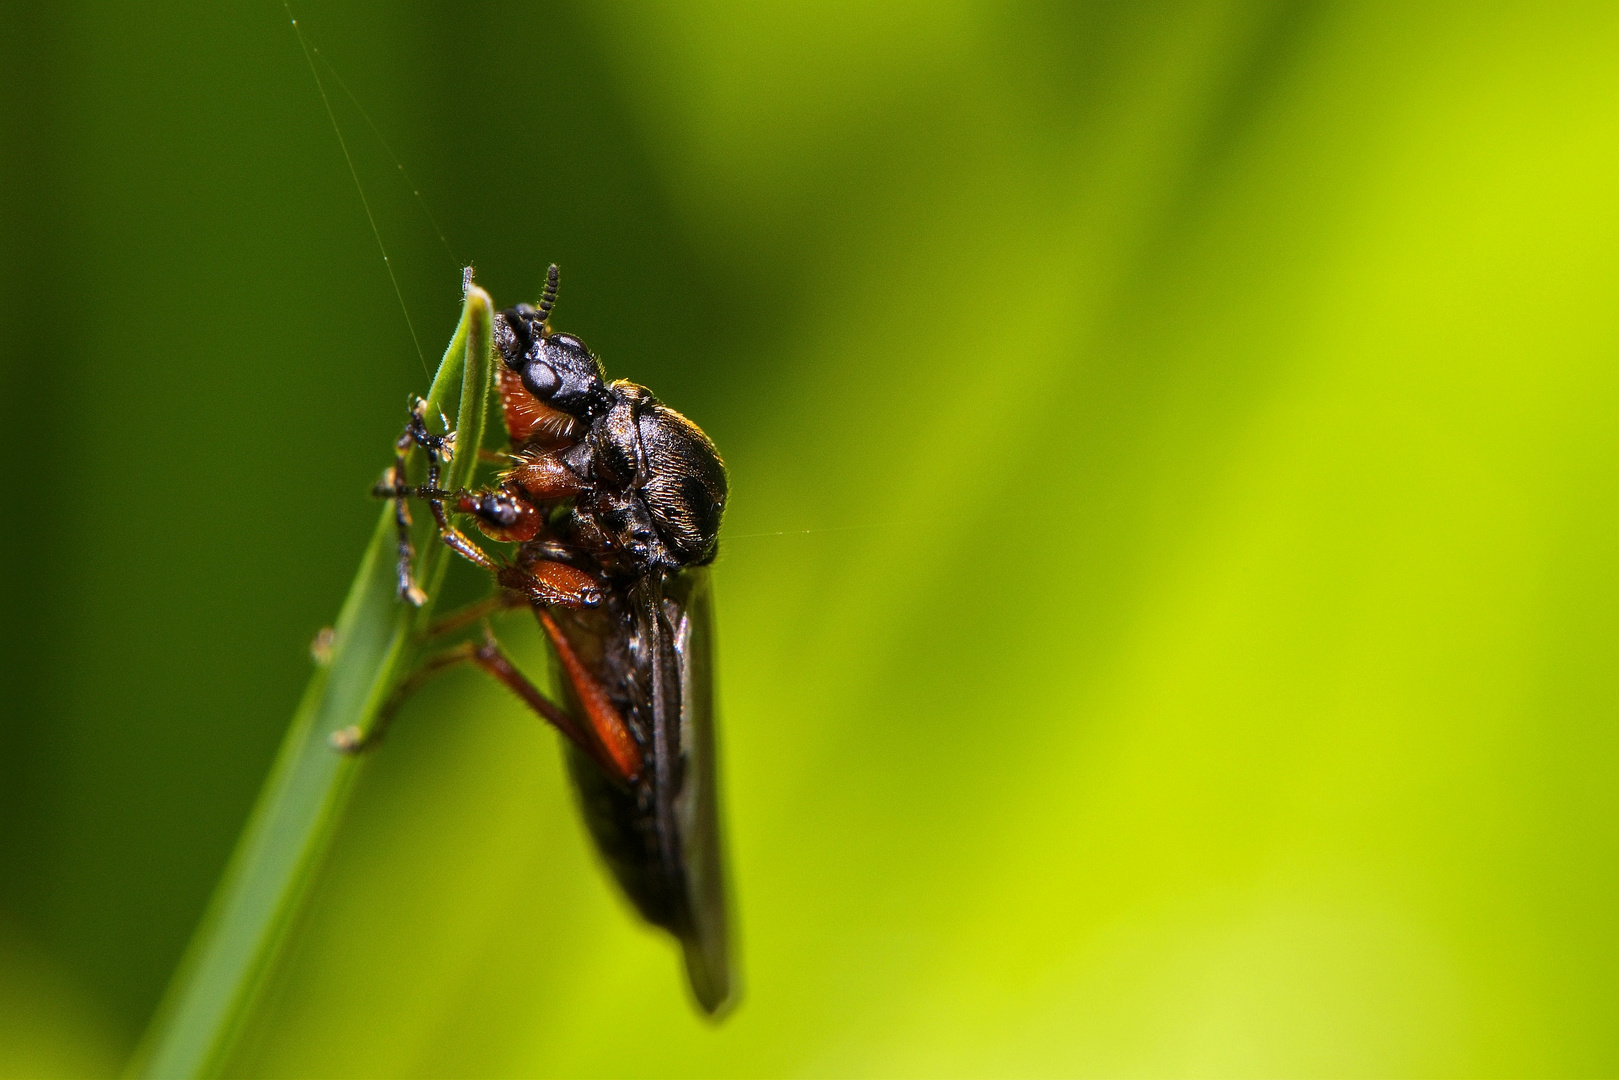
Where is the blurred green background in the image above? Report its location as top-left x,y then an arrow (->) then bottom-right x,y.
4,1 -> 1619,1075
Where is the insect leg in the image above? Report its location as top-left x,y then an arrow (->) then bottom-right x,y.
497,560 -> 604,608
373,403 -> 509,591
372,485 -> 511,573
331,626 -> 623,778
535,607 -> 642,784
504,450 -> 588,500
330,641 -> 478,753
458,630 -> 622,776
417,592 -> 525,643
377,399 -> 431,605
485,560 -> 641,782
374,397 -> 470,603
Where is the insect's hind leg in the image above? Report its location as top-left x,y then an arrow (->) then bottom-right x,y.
330,625 -> 618,776
331,641 -> 478,752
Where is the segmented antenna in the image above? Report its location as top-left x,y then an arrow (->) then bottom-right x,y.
537,264 -> 560,327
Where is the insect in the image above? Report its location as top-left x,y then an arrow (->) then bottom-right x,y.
341,265 -> 733,1016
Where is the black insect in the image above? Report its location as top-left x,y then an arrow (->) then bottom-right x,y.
346,265 -> 733,1015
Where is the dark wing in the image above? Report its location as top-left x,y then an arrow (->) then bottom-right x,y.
665,568 -> 735,1015
553,570 -> 735,1016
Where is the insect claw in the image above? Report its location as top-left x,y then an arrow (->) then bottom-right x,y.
329,725 -> 365,754
403,580 -> 429,607
310,626 -> 337,666
479,619 -> 500,652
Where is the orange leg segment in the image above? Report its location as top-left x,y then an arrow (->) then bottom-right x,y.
498,560 -> 603,608
330,630 -> 628,782
537,609 -> 643,783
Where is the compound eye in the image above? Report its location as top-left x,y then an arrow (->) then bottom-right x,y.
523,361 -> 560,400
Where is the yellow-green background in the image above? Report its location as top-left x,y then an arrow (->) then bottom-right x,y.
3,1 -> 1618,1075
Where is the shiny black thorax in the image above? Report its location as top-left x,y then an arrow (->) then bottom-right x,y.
496,303 -> 727,579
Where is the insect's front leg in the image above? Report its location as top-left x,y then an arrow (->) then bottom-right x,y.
377,399 -> 430,604
374,396 -> 465,604
375,408 -> 522,595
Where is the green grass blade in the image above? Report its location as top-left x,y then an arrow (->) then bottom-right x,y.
127,284 -> 494,1079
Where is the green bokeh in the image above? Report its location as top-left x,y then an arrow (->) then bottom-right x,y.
4,1 -> 1619,1075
